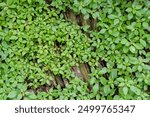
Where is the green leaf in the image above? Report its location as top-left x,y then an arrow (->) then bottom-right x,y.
0,2 -> 6,7
82,25 -> 90,31
27,0 -> 32,4
123,46 -> 129,53
16,94 -> 23,100
100,29 -> 106,34
123,86 -> 128,95
81,8 -> 87,15
103,85 -> 110,95
129,56 -> 138,64
140,39 -> 146,47
138,66 -> 142,72
111,69 -> 117,78
90,77 -> 96,85
114,19 -> 119,25
77,86 -> 82,92
112,31 -> 119,37
142,22 -> 149,28
126,8 -> 132,12
135,5 -> 142,10
26,92 -> 37,100
93,84 -> 99,94
84,14 -> 89,20
117,78 -> 124,82
134,43 -> 143,49
10,36 -> 17,40
130,86 -> 141,95
6,0 -> 13,4
101,67 -> 107,74
127,24 -> 135,30
119,83 -> 125,87
84,0 -> 92,5
108,14 -> 116,19
128,13 -> 133,20
100,77 -> 107,85
129,46 -> 136,53
107,0 -> 113,5
121,39 -> 129,45
92,12 -> 99,19
7,91 -> 18,99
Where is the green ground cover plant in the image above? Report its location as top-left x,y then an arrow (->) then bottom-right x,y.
0,0 -> 150,100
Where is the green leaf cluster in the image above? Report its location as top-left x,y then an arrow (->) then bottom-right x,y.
0,0 -> 150,100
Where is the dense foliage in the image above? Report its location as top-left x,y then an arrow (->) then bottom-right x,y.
0,0 -> 150,100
